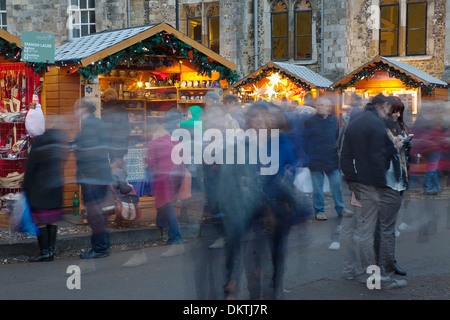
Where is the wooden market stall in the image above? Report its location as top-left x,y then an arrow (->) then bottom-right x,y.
0,29 -> 41,226
332,55 -> 448,126
232,61 -> 333,105
46,23 -> 238,207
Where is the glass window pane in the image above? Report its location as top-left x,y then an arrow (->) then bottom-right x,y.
272,13 -> 287,37
89,24 -> 96,34
210,40 -> 220,54
81,25 -> 88,36
188,18 -> 202,42
0,0 -> 6,10
408,3 -> 426,29
81,11 -> 88,23
89,10 -> 95,23
296,36 -> 311,59
273,38 -> 288,60
381,5 -> 398,31
209,17 -> 219,41
71,0 -> 78,6
407,29 -> 426,55
80,0 -> 87,9
88,0 -> 95,9
380,30 -> 398,56
296,12 -> 311,36
72,28 -> 80,38
2,13 -> 6,25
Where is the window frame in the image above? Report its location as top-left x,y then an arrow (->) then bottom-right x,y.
0,0 -> 7,31
187,16 -> 202,44
271,1 -> 289,61
294,5 -> 312,61
207,15 -> 220,53
68,0 -> 96,40
379,2 -> 400,57
405,0 -> 427,56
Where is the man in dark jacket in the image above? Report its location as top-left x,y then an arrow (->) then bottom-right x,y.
102,88 -> 130,162
340,93 -> 406,289
303,97 -> 346,221
74,97 -> 113,259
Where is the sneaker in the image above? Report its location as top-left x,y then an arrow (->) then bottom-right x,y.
342,209 -> 353,217
122,250 -> 147,268
383,279 -> 407,289
315,213 -> 327,221
328,241 -> 340,250
161,244 -> 185,258
209,237 -> 225,249
398,222 -> 408,231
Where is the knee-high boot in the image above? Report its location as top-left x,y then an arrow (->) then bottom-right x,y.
47,225 -> 57,261
28,227 -> 51,262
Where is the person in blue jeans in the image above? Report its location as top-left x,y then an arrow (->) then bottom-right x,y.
147,112 -> 185,257
303,97 -> 347,221
422,151 -> 442,195
310,169 -> 345,219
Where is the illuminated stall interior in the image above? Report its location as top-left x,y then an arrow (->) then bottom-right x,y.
0,29 -> 42,226
49,22 -> 238,206
232,61 -> 333,105
333,56 -> 448,124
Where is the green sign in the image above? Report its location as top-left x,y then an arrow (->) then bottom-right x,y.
21,31 -> 55,64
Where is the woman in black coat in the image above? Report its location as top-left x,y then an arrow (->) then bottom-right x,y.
23,117 -> 68,262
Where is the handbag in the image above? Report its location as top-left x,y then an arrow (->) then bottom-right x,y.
115,186 -> 142,222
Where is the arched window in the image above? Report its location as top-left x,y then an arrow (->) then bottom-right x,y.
207,4 -> 220,54
406,0 -> 427,55
380,0 -> 399,56
294,0 -> 312,60
271,1 -> 288,61
186,5 -> 202,44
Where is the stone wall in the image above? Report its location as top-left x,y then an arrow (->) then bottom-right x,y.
2,0 -> 448,82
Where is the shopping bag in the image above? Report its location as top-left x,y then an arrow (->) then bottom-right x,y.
294,167 -> 331,193
294,167 -> 313,193
25,104 -> 45,138
9,193 -> 40,237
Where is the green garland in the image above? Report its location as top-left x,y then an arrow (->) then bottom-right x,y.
74,32 -> 240,84
232,67 -> 312,92
0,38 -> 21,60
0,38 -> 49,74
334,61 -> 436,96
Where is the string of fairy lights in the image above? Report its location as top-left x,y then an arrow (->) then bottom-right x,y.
1,35 -> 445,96
334,61 -> 442,96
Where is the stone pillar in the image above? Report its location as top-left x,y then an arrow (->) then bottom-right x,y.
442,0 -> 450,83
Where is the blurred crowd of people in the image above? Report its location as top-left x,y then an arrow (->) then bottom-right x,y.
21,86 -> 450,298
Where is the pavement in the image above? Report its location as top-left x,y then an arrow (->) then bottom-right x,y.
1,184 -> 449,263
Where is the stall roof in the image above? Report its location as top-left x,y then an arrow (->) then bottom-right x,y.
332,55 -> 447,88
54,22 -> 236,70
0,28 -> 21,47
233,61 -> 332,89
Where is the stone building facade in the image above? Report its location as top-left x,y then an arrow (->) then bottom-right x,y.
1,0 -> 448,83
